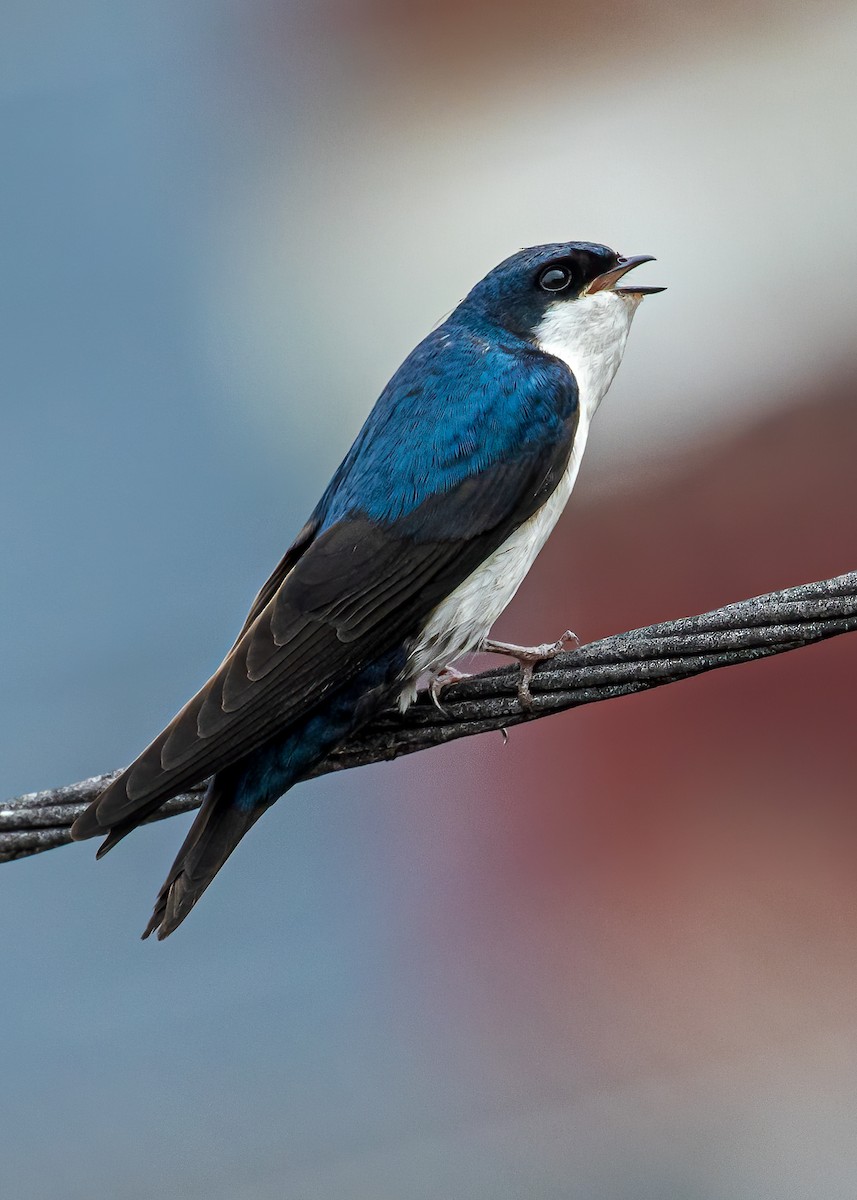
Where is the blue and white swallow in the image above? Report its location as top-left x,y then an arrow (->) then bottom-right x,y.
71,241 -> 664,938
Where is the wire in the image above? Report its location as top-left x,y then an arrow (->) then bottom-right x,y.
2,571 -> 855,863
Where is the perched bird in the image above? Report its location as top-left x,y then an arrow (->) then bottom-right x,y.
71,241 -> 663,938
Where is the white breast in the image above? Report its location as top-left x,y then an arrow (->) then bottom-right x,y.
399,290 -> 643,709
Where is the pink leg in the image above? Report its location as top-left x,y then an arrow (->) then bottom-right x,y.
480,629 -> 579,709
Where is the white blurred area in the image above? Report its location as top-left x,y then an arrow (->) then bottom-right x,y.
200,1 -> 857,490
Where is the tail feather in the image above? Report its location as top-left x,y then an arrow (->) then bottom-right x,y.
142,777 -> 267,940
75,650 -> 407,940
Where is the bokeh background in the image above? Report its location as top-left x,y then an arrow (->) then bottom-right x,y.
4,2 -> 857,1196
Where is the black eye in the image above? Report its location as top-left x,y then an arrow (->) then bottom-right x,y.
538,265 -> 573,293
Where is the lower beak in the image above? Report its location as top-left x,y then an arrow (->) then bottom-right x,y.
585,254 -> 666,296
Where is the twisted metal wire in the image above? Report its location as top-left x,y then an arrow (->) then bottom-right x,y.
3,572 -> 855,862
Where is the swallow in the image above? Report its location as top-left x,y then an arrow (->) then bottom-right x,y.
71,241 -> 663,938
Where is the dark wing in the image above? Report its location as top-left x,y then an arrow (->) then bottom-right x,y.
71,417 -> 577,843
228,517 -> 319,648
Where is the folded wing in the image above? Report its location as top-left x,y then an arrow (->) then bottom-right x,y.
72,355 -> 579,846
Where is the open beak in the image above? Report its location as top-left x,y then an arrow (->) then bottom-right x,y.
584,254 -> 666,296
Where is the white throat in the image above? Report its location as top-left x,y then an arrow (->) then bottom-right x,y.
534,290 -> 643,421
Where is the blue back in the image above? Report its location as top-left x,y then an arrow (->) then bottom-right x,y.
315,312 -> 579,529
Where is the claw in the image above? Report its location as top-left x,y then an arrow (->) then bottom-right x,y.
427,664 -> 471,714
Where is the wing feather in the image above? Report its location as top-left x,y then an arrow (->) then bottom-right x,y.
72,356 -> 579,843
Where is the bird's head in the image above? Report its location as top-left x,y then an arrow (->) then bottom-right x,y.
459,241 -> 664,404
462,241 -> 664,338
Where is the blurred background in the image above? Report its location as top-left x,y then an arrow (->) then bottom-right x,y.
3,1 -> 857,1195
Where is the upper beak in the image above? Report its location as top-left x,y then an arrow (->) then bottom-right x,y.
584,254 -> 666,296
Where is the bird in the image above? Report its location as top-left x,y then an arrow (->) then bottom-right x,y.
71,241 -> 664,938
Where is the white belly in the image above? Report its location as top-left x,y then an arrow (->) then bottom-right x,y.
398,417 -> 590,708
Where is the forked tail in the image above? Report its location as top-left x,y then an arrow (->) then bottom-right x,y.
142,769 -> 269,940
136,648 -> 406,938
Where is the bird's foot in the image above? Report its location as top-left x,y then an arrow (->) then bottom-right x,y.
427,664 -> 472,713
480,630 -> 579,711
